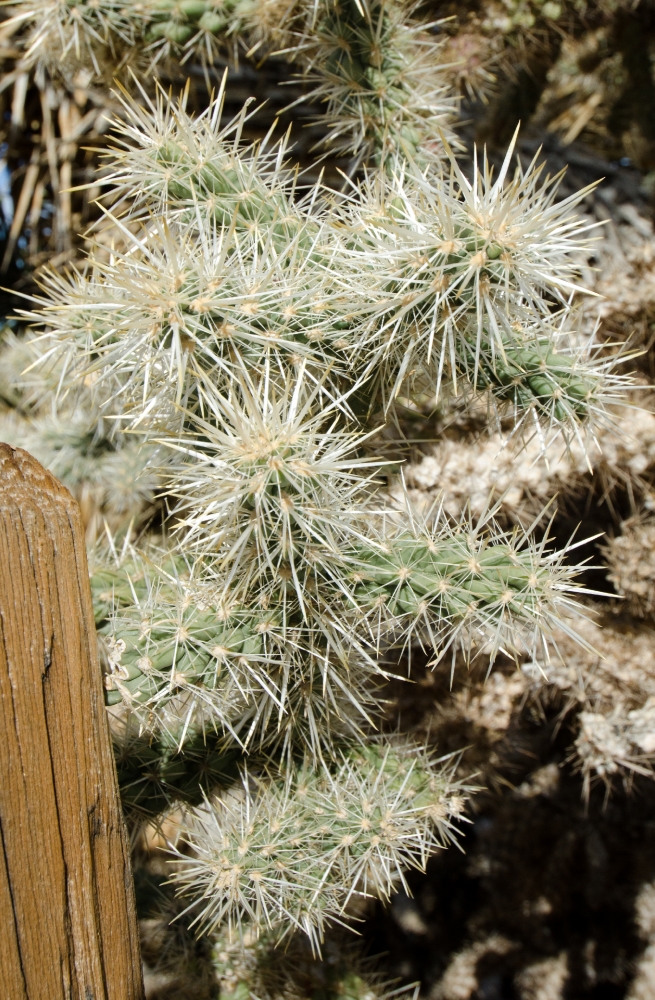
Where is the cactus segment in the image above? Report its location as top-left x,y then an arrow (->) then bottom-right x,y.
105,81 -> 313,246
462,332 -> 604,423
324,140 -> 628,434
147,134 -> 302,237
164,371 -> 384,590
114,722 -> 242,825
211,920 -> 421,1000
90,546 -> 191,624
13,0 -> 142,80
348,521 -> 582,661
103,595 -> 268,711
100,562 -> 385,755
210,923 -> 419,1000
99,507 -> 582,746
142,0 -> 242,63
170,741 -> 467,943
92,559 -> 153,625
23,220 -> 364,420
279,0 -> 458,163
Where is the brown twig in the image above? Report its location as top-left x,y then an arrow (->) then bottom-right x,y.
1,147 -> 38,272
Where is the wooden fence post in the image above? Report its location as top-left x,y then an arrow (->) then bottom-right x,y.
0,444 -> 144,1000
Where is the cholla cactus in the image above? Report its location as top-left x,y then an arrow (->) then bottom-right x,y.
25,218 -> 352,417
98,493 -> 584,756
275,0 -> 459,165
9,0 -> 142,80
171,740 -> 467,944
103,78 -> 308,236
336,137 -> 628,433
141,0 -> 243,67
10,43 -> 633,986
7,0 -> 460,183
8,0 -> 249,81
0,327 -> 164,539
5,0 -> 655,990
31,89 -> 626,440
210,919 -> 420,1000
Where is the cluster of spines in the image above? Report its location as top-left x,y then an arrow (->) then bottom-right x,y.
9,0 -> 459,167
25,91 -> 627,435
96,505 -> 582,758
171,740 -> 468,946
273,0 -> 459,164
11,0 -> 244,79
328,141 -> 629,435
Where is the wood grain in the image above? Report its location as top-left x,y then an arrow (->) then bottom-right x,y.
0,444 -> 144,1000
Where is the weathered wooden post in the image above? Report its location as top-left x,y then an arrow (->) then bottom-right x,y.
0,444 -> 144,1000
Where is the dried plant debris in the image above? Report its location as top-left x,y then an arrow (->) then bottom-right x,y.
626,881 -> 655,1000
530,613 -> 655,793
379,605 -> 655,815
604,515 -> 655,617
533,9 -> 655,169
397,394 -> 655,526
365,766 -> 655,999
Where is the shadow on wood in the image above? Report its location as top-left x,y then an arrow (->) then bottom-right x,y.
0,444 -> 144,1000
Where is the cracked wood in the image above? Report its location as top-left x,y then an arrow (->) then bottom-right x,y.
0,444 -> 144,1000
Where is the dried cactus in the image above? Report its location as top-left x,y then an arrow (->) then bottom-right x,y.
604,516 -> 655,618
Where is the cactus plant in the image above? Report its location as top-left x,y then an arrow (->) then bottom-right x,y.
12,77 -> 630,966
2,2 -> 649,993
273,0 -> 459,165
171,739 -> 468,945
